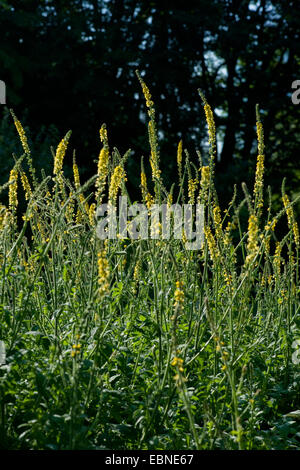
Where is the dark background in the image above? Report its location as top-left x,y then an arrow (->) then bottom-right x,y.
1,0 -> 300,210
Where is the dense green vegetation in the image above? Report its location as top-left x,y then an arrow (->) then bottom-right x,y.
0,80 -> 299,450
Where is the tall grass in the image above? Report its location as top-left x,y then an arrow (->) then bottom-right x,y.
0,76 -> 299,450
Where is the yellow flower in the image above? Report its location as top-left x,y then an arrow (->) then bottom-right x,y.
99,123 -> 108,144
213,205 -> 223,241
200,166 -> 210,188
12,115 -> 31,155
264,235 -> 270,256
202,101 -> 216,153
293,222 -> 299,246
253,111 -> 265,209
171,356 -> 184,373
199,166 -> 210,203
73,160 -> 81,189
274,242 -> 281,278
265,219 -> 276,232
8,168 -> 18,211
54,131 -> 71,177
245,214 -> 259,266
0,203 -> 8,228
148,121 -> 161,181
177,140 -> 183,180
95,147 -> 109,197
72,158 -> 88,220
133,260 -> 141,282
89,203 -> 96,226
71,343 -> 81,357
256,119 -> 264,156
97,248 -> 110,295
65,191 -> 75,223
222,350 -> 230,361
188,178 -> 198,205
108,165 -> 126,205
204,226 -> 221,266
20,172 -> 32,201
174,280 -> 184,307
141,170 -> 154,209
223,270 -> 232,287
253,153 -> 264,206
136,70 -> 155,118
282,194 -> 299,246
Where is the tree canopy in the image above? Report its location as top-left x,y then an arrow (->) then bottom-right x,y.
1,0 -> 300,203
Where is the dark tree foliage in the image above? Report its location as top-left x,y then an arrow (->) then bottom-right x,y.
1,0 -> 300,204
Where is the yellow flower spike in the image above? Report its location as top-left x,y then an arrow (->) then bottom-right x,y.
256,115 -> 265,157
53,131 -> 71,177
174,280 -> 184,307
264,235 -> 271,256
224,221 -> 233,246
135,70 -> 155,118
0,203 -> 8,229
204,226 -> 221,266
8,168 -> 18,211
198,91 -> 216,156
109,165 -> 127,205
99,124 -> 108,144
274,242 -> 282,279
133,260 -> 141,282
245,214 -> 259,266
65,191 -> 75,223
188,178 -> 198,205
97,248 -> 110,295
282,194 -> 299,246
253,154 -> 265,207
72,157 -> 87,220
213,205 -> 223,241
141,170 -> 154,209
11,110 -> 37,186
254,108 -> 265,210
96,147 -> 109,193
20,172 -> 32,201
141,170 -> 147,190
199,165 -> 210,203
204,103 -> 216,151
293,222 -> 299,246
12,112 -> 31,156
200,166 -> 210,189
148,121 -> 161,181
223,270 -> 232,287
89,203 -> 96,226
177,140 -> 183,181
73,159 -> 81,189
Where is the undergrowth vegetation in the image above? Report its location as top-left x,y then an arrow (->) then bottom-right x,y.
0,72 -> 299,450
